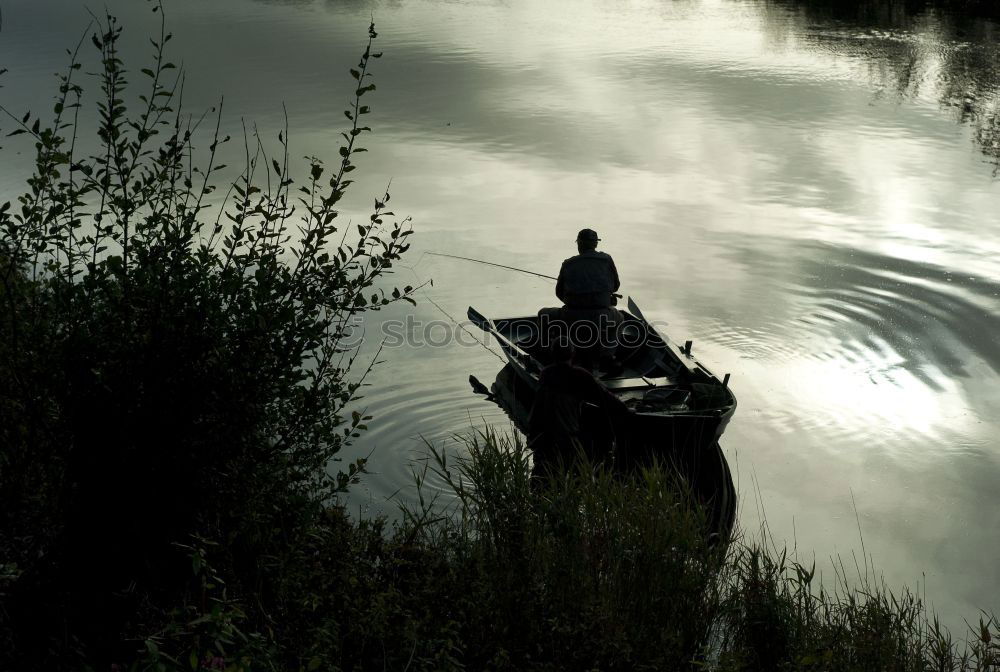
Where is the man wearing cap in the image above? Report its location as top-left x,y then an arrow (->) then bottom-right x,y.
540,229 -> 623,371
555,228 -> 620,309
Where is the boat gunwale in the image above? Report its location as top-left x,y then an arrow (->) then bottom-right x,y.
480,304 -> 737,421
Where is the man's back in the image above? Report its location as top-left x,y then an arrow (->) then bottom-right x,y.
556,250 -> 620,308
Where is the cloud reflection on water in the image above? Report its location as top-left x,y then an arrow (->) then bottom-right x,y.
640,245 -> 988,454
2,0 -> 999,628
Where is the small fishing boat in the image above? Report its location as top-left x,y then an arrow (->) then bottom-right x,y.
469,297 -> 738,540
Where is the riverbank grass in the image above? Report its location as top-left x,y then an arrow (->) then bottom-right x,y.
373,431 -> 1000,671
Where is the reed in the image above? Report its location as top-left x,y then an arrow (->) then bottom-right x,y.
380,431 -> 1000,671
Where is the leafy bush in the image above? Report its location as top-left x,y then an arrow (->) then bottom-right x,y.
0,4 -> 415,667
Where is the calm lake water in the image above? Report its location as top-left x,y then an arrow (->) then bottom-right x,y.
2,0 -> 998,631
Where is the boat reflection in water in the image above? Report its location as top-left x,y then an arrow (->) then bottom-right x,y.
469,298 -> 739,544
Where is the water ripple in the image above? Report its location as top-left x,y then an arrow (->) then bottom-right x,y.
693,238 -> 1000,450
342,361 -> 513,512
797,245 -> 1000,380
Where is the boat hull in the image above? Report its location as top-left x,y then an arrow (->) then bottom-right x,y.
476,299 -> 738,543
490,363 -> 737,543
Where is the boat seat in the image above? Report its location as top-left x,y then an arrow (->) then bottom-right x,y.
602,376 -> 671,390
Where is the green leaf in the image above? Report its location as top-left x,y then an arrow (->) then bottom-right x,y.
308,657 -> 322,671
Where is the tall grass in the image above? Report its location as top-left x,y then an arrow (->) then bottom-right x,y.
407,430 -> 724,670
107,429 -> 997,670
385,431 -> 1000,671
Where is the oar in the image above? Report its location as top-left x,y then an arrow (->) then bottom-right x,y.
468,374 -> 493,399
468,306 -> 537,372
626,296 -> 647,323
467,305 -> 496,333
624,297 -> 678,376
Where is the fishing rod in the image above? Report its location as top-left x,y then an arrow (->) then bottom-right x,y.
427,252 -> 557,281
428,251 -> 625,302
399,261 -> 508,363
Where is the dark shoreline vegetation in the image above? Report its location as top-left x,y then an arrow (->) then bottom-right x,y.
0,3 -> 998,670
767,0 -> 1000,22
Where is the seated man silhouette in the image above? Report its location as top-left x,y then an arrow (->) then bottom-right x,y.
527,340 -> 631,480
539,228 -> 623,370
556,228 -> 620,310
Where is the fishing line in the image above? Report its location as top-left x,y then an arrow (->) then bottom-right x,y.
422,292 -> 507,364
399,256 -> 507,364
426,251 -> 556,281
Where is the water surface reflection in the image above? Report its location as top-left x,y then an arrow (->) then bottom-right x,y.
1,0 -> 998,631
757,0 -> 1000,170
